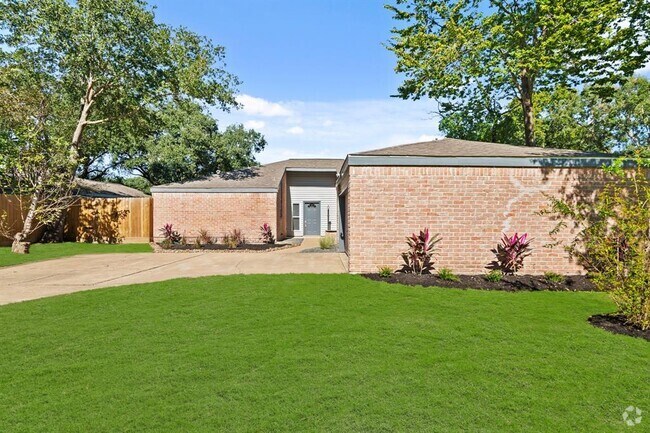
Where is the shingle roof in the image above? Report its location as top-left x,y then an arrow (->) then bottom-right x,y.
151,159 -> 344,192
75,179 -> 148,198
352,138 -> 607,158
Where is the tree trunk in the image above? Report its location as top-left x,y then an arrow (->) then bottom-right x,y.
520,75 -> 536,147
11,191 -> 40,254
41,77 -> 94,242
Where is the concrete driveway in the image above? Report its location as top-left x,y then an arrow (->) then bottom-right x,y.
0,238 -> 348,305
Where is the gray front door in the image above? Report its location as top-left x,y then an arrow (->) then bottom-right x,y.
303,202 -> 321,235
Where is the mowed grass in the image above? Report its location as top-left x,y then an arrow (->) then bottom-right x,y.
0,242 -> 152,267
0,274 -> 647,432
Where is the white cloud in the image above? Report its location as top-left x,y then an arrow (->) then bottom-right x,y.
286,126 -> 305,135
243,120 -> 266,130
215,96 -> 441,164
236,94 -> 293,117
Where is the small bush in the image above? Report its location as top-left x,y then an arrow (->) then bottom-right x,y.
197,229 -> 212,245
544,271 -> 565,284
160,238 -> 172,250
319,236 -> 336,250
437,268 -> 459,282
401,228 -> 441,274
484,270 -> 503,282
260,223 -> 275,244
194,237 -> 202,248
544,155 -> 650,330
223,229 -> 245,249
490,232 -> 532,274
159,223 -> 181,244
378,266 -> 393,278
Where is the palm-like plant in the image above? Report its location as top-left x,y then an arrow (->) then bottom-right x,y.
159,223 -> 181,244
260,223 -> 275,244
401,228 -> 441,274
491,233 -> 532,274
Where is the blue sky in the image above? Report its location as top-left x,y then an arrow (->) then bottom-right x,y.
150,0 -> 650,163
150,0 -> 441,162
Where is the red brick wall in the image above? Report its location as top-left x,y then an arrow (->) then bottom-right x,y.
346,166 -> 609,274
152,192 -> 277,243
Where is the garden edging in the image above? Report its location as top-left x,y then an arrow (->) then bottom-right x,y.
150,242 -> 296,253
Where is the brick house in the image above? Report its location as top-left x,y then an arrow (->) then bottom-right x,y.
152,138 -> 615,274
152,159 -> 343,243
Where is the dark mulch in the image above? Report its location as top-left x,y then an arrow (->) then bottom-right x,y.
160,243 -> 288,252
362,273 -> 596,292
588,314 -> 650,341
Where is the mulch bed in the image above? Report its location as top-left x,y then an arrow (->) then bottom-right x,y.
300,247 -> 340,254
153,243 -> 293,253
588,314 -> 650,341
362,273 -> 596,292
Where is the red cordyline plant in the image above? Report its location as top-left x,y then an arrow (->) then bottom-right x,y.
260,223 -> 275,244
401,228 -> 441,274
159,223 -> 181,244
491,232 -> 532,274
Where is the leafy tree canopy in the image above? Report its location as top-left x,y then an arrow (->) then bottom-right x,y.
440,76 -> 650,152
0,0 -> 248,176
0,0 -> 266,244
115,101 -> 267,187
387,0 -> 650,147
0,67 -> 76,249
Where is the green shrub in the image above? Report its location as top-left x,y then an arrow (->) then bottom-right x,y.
544,271 -> 565,284
484,270 -> 503,282
319,236 -> 336,250
544,155 -> 650,330
437,267 -> 459,282
378,266 -> 393,278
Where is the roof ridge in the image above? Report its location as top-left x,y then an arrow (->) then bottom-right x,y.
351,137 -> 610,158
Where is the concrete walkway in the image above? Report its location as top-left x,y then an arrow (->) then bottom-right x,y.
0,238 -> 348,305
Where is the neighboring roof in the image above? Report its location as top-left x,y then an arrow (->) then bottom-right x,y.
352,138 -> 605,158
75,179 -> 148,198
151,159 -> 344,193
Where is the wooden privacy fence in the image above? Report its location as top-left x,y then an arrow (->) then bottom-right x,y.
65,197 -> 153,243
0,195 -> 153,245
0,195 -> 45,245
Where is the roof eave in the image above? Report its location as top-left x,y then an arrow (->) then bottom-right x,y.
150,187 -> 278,193
346,155 -> 621,168
285,168 -> 339,173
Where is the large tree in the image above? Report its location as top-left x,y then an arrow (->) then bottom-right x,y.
0,67 -> 76,252
115,101 -> 267,187
440,76 -> 650,152
0,0 -> 241,247
387,0 -> 650,147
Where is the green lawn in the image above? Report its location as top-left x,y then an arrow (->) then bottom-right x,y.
0,275 -> 647,432
0,242 -> 152,267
